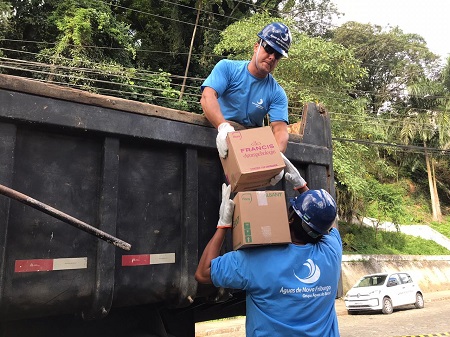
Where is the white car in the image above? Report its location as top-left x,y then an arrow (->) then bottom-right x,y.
344,272 -> 424,314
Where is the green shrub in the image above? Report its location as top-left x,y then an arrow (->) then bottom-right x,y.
338,221 -> 450,255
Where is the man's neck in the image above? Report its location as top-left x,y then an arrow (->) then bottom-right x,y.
291,237 -> 306,246
247,59 -> 268,79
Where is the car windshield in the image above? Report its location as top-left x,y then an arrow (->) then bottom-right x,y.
354,275 -> 387,287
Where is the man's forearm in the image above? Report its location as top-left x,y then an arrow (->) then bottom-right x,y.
201,88 -> 226,129
271,121 -> 289,152
195,228 -> 228,284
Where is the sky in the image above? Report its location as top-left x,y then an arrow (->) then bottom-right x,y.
331,0 -> 450,61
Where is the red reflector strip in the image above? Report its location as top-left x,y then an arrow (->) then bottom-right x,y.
15,258 -> 87,273
15,259 -> 53,272
122,254 -> 150,266
122,253 -> 175,267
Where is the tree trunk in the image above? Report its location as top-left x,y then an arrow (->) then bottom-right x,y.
431,156 -> 442,222
424,142 -> 441,222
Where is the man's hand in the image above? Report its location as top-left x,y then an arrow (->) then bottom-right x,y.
270,169 -> 284,186
216,122 -> 235,158
217,184 -> 235,229
282,153 -> 307,190
195,185 -> 233,284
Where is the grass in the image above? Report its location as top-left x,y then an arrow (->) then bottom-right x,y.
429,215 -> 450,238
338,221 -> 450,255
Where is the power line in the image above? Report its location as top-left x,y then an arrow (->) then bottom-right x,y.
99,0 -> 222,32
1,54 -> 446,121
333,137 -> 450,156
2,44 -> 446,102
1,70 -> 447,156
158,0 -> 239,22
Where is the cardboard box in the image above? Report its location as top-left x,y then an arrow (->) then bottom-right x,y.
232,190 -> 291,250
221,127 -> 285,192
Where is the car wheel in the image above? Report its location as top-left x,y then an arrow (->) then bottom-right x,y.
381,297 -> 393,314
414,292 -> 424,309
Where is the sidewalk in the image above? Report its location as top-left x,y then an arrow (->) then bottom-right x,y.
195,290 -> 450,337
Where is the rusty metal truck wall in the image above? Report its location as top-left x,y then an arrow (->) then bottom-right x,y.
0,74 -> 334,322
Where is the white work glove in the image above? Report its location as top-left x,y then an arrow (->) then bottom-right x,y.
281,153 -> 307,190
217,184 -> 235,229
270,169 -> 284,186
216,122 -> 235,158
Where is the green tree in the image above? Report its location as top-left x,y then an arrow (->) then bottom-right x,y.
331,22 -> 441,114
43,0 -> 135,65
365,180 -> 405,233
331,21 -> 450,223
394,78 -> 450,222
442,56 -> 450,96
279,0 -> 341,37
0,0 -> 12,58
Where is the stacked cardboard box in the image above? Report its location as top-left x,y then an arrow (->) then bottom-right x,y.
219,126 -> 292,250
232,190 -> 291,250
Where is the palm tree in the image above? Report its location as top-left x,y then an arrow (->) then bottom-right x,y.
397,79 -> 450,222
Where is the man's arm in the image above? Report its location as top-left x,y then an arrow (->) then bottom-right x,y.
201,87 -> 235,158
201,87 -> 226,129
282,153 -> 309,193
271,121 -> 289,153
196,184 -> 235,284
195,228 -> 228,284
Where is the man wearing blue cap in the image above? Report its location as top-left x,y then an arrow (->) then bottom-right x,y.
195,155 -> 343,337
201,22 -> 292,185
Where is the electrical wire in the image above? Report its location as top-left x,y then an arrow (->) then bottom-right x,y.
2,44 -> 446,105
2,37 -> 441,83
99,0 -> 222,31
1,54 -> 445,126
333,137 -> 450,156
2,63 -> 448,155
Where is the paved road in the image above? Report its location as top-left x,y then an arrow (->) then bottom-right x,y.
196,290 -> 450,337
338,298 -> 450,337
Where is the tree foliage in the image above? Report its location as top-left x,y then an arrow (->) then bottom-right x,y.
279,0 -> 341,37
329,22 -> 450,223
331,22 -> 441,114
0,0 -> 449,223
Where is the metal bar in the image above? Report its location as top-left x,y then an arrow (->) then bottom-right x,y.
0,183 -> 131,251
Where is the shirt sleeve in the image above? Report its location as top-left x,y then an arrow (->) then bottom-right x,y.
267,77 -> 289,124
324,228 -> 343,259
210,250 -> 249,290
200,60 -> 229,97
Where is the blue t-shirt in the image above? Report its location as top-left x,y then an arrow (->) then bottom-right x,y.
201,60 -> 288,127
211,228 -> 342,337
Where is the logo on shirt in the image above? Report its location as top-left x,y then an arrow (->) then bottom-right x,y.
252,98 -> 265,110
279,259 -> 332,297
293,259 -> 320,284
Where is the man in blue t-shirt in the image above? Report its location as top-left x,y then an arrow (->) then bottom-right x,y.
195,155 -> 342,337
201,22 -> 291,175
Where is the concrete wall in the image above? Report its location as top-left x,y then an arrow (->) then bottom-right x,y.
341,255 -> 450,294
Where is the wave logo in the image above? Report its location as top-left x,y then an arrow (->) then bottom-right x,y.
293,259 -> 320,284
252,98 -> 265,110
281,32 -> 289,42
